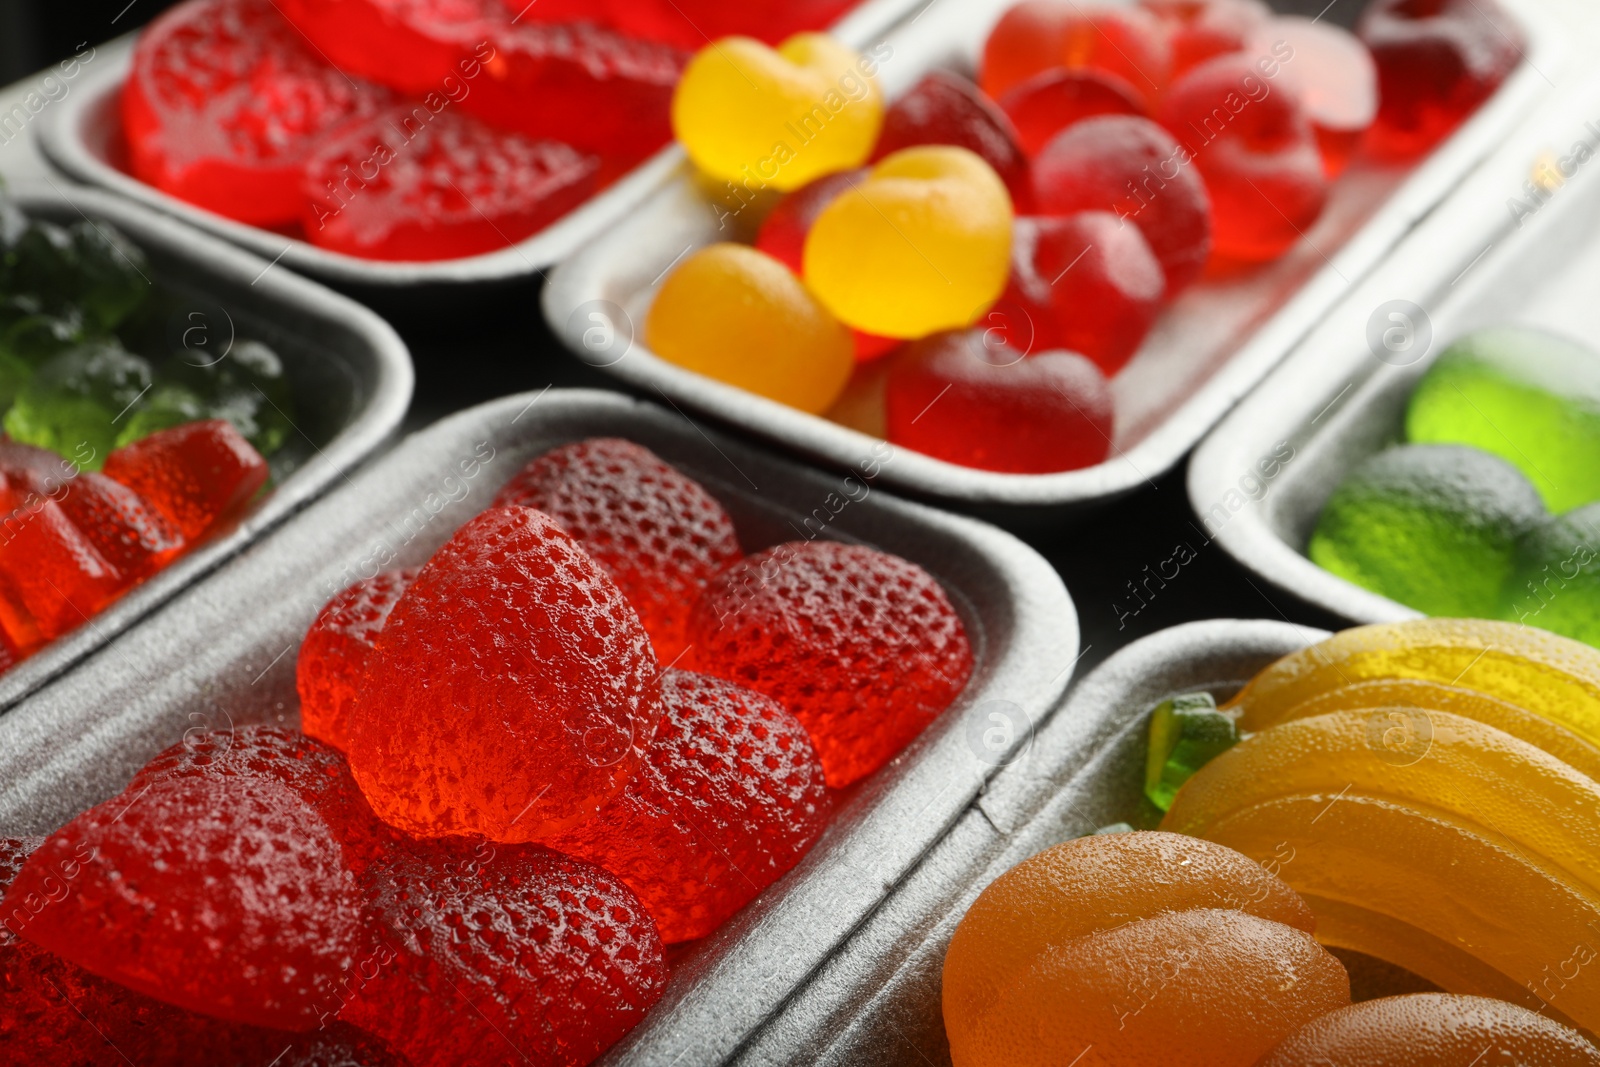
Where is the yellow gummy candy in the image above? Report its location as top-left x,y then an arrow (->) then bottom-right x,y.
803,145 -> 1014,339
672,33 -> 884,192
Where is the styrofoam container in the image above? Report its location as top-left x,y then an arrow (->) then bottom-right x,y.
0,388 -> 1078,1067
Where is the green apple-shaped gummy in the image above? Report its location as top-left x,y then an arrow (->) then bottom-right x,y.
1500,503 -> 1600,648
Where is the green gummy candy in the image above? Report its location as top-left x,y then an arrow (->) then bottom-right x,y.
161,339 -> 293,456
4,342 -> 154,470
114,382 -> 208,448
1500,504 -> 1600,648
1309,443 -> 1545,617
1144,692 -> 1235,812
0,349 -> 30,417
1,218 -> 147,333
1407,328 -> 1600,514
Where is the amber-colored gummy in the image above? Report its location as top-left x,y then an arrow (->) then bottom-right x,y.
688,540 -> 972,786
346,506 -> 662,842
297,568 -> 420,751
492,438 -> 743,664
102,419 -> 269,541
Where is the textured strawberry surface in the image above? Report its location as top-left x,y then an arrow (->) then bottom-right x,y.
102,419 -> 269,541
297,569 -> 421,751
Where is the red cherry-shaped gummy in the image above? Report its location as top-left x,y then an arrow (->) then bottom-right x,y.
123,0 -> 393,226
999,68 -> 1146,157
1357,0 -> 1523,158
546,669 -> 831,942
1158,52 -> 1329,261
1142,0 -> 1271,79
298,568 -> 420,751
345,506 -> 662,842
981,0 -> 1171,109
303,107 -> 598,261
1252,16 -> 1377,176
0,497 -> 126,650
688,540 -> 972,786
101,419 -> 269,541
350,837 -> 667,1067
492,438 -> 742,664
872,71 -> 1032,210
1004,212 -> 1165,375
1033,115 -> 1213,293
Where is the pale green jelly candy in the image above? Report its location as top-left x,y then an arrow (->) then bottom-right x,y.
1309,444 -> 1545,618
3,342 -> 153,470
1144,692 -> 1235,812
1499,503 -> 1600,648
114,382 -> 207,448
1407,327 -> 1600,514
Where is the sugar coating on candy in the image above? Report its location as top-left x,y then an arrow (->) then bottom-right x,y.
351,838 -> 666,1067
102,419 -> 269,540
547,669 -> 830,942
871,71 -> 1032,210
5,773 -> 364,1031
0,497 -> 126,650
347,506 -> 662,842
493,439 -> 743,664
297,568 -> 421,751
688,540 -> 972,786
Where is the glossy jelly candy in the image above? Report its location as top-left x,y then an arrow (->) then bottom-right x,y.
688,539 -> 972,785
492,438 -> 743,663
540,0 -> 860,51
102,419 -> 270,540
980,1 -> 1171,109
1358,0 -> 1523,157
884,332 -> 1114,473
346,507 -> 662,841
547,670 -> 830,942
805,146 -> 1014,338
872,71 -> 1031,210
942,831 -> 1349,1067
1004,212 -> 1165,374
1144,0 -> 1271,79
352,837 -> 666,1067
1144,691 -> 1236,810
1158,52 -> 1329,261
297,568 -> 420,751
1253,16 -> 1377,176
303,106 -> 599,261
124,0 -> 391,226
4,216 -> 149,334
1501,504 -> 1600,643
1308,444 -> 1544,617
148,339 -> 295,457
1407,327 -> 1600,514
1034,116 -> 1212,293
673,33 -> 884,191
4,342 -> 154,470
998,69 -> 1145,157
5,772 -> 365,1030
1258,994 -> 1600,1065
647,243 -> 855,414
0,498 -> 127,650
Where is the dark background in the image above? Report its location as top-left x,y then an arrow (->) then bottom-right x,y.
0,0 -> 181,84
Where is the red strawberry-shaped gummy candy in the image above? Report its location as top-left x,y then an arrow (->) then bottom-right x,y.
884,331 -> 1115,474
346,506 -> 662,841
123,0 -> 393,226
981,1 -> 1170,109
547,669 -> 831,942
4,772 -> 365,1031
491,438 -> 742,663
1143,0 -> 1271,80
688,540 -> 972,786
350,837 -> 666,1067
1034,115 -> 1213,293
1358,0 -> 1523,158
303,106 -> 598,261
1004,212 -> 1165,375
298,568 -> 420,751
102,419 -> 269,541
872,71 -> 1032,210
1158,52 -> 1329,261
0,498 -> 127,650
999,68 -> 1146,157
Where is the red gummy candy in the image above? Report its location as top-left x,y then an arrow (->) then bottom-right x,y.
547,669 -> 830,942
1358,0 -> 1523,158
1253,16 -> 1376,176
303,106 -> 598,261
123,0 -> 392,226
1033,115 -> 1212,293
1143,0 -> 1271,79
0,498 -> 127,650
981,1 -> 1170,109
999,68 -> 1146,157
872,71 -> 1032,210
298,568 -> 421,751
491,438 -> 742,664
4,772 -> 365,1031
688,540 -> 972,786
884,331 -> 1114,474
523,0 -> 859,50
102,419 -> 269,541
1158,52 -> 1328,261
1003,212 -> 1165,375
346,507 -> 662,842
351,837 -> 666,1067
277,0 -> 686,162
